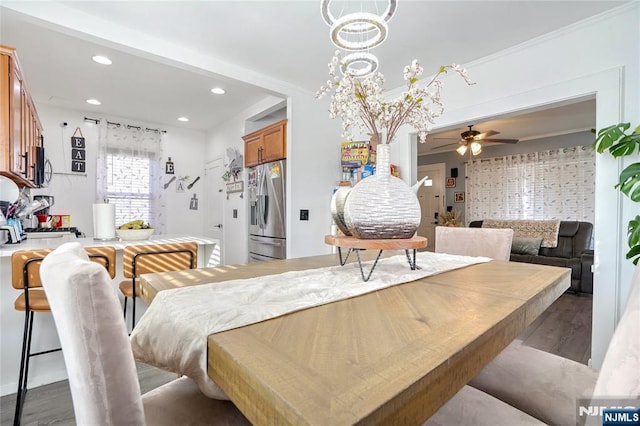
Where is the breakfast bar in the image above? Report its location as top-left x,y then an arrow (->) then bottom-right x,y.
0,235 -> 219,396
134,252 -> 570,424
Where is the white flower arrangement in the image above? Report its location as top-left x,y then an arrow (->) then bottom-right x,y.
316,51 -> 474,145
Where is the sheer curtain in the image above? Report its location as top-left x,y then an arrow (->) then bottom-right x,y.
96,122 -> 166,233
465,145 -> 595,224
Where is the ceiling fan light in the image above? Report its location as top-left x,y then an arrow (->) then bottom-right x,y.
470,141 -> 482,155
456,145 -> 468,156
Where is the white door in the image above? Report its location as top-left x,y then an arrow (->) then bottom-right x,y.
416,163 -> 446,251
205,158 -> 224,265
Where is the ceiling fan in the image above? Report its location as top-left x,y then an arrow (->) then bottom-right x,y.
434,125 -> 519,156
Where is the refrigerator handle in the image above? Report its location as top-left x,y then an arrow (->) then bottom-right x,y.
249,237 -> 283,246
257,195 -> 264,229
262,195 -> 269,227
258,167 -> 269,229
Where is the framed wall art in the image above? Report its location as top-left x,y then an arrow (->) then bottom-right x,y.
454,192 -> 465,203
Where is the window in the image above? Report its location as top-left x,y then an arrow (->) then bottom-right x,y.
97,124 -> 165,232
105,150 -> 153,225
465,146 -> 595,224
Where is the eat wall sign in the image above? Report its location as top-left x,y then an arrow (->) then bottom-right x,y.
71,127 -> 86,173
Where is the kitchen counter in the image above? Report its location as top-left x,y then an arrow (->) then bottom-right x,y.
0,234 -> 220,397
0,234 -> 219,257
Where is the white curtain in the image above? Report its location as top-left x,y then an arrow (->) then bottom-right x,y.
465,145 -> 595,224
96,122 -> 166,233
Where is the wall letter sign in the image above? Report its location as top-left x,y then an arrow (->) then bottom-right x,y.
71,127 -> 86,173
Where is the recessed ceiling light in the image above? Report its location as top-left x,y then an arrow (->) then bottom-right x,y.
211,87 -> 226,95
178,117 -> 189,122
86,99 -> 101,105
92,55 -> 112,65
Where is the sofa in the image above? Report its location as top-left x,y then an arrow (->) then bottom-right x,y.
469,220 -> 594,294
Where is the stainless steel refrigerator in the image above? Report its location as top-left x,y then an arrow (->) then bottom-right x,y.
248,159 -> 286,262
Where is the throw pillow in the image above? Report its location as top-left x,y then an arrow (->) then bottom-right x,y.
511,237 -> 543,256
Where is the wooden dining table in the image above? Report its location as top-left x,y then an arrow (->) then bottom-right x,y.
139,252 -> 570,425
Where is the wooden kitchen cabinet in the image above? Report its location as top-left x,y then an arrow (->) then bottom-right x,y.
243,119 -> 287,167
1,45 -> 43,188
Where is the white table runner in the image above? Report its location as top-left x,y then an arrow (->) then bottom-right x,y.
130,251 -> 490,399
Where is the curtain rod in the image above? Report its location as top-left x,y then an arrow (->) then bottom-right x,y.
83,117 -> 167,134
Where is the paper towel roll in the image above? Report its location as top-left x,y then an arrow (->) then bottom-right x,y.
93,203 -> 116,239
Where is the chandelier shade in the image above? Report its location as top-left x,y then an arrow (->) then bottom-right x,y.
330,13 -> 388,51
470,141 -> 482,155
321,0 -> 397,32
340,52 -> 380,77
456,141 -> 483,156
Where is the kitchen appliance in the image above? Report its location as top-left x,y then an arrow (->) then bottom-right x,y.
248,159 -> 286,262
1,218 -> 25,243
33,195 -> 54,215
36,214 -> 51,228
23,227 -> 81,240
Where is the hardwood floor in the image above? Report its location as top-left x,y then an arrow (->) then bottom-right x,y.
0,363 -> 175,426
0,293 -> 592,426
519,292 -> 593,365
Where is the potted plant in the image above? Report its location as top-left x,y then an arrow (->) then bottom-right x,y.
593,123 -> 640,264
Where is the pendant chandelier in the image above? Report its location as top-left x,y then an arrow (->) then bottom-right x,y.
321,0 -> 398,77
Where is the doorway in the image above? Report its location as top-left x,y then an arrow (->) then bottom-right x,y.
205,158 -> 224,265
416,163 -> 445,251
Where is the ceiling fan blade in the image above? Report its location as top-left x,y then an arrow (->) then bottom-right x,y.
430,137 -> 460,141
482,138 -> 519,144
433,142 -> 460,149
475,130 -> 499,139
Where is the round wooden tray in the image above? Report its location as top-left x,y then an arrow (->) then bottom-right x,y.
324,235 -> 428,250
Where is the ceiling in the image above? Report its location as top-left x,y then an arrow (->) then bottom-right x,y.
419,98 -> 596,156
0,1 -> 623,142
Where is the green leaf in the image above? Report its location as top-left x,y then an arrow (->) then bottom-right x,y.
609,132 -> 640,157
628,215 -> 640,247
626,243 -> 640,265
410,77 -> 418,85
439,66 -> 447,73
593,123 -> 630,153
627,216 -> 640,265
616,163 -> 640,202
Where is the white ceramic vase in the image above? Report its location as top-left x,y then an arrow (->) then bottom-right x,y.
330,186 -> 352,236
343,144 -> 421,239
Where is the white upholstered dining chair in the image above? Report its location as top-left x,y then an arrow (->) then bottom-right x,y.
469,262 -> 640,426
40,242 -> 249,426
435,226 -> 514,260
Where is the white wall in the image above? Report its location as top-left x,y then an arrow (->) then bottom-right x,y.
31,104 -> 207,236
